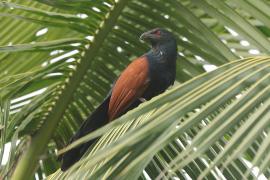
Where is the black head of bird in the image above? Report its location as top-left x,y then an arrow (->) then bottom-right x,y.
140,28 -> 176,47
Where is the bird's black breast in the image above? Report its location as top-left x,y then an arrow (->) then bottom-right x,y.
142,52 -> 176,100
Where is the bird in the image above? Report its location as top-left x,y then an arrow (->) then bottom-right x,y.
60,28 -> 177,171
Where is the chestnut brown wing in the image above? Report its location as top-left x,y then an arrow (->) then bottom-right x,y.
108,56 -> 149,120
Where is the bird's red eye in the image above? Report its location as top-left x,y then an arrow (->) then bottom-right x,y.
155,30 -> 161,35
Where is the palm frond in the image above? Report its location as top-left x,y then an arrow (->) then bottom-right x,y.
49,57 -> 270,179
1,0 -> 270,179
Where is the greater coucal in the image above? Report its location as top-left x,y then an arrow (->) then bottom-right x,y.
60,28 -> 177,171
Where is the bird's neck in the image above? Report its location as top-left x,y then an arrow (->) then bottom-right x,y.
147,41 -> 177,65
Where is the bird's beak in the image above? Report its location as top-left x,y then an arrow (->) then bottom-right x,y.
140,31 -> 154,41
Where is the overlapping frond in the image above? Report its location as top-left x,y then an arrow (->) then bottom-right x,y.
50,57 -> 270,179
1,0 -> 270,179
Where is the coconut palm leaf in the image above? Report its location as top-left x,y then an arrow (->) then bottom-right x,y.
0,0 -> 270,179
49,57 -> 270,179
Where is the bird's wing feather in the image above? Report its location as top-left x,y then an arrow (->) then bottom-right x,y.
108,56 -> 149,120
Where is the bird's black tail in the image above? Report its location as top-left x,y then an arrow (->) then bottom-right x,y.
60,96 -> 110,171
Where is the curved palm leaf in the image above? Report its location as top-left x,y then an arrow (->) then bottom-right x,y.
0,0 -> 270,179
50,57 -> 270,179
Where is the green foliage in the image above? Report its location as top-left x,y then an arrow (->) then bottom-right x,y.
0,0 -> 269,179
